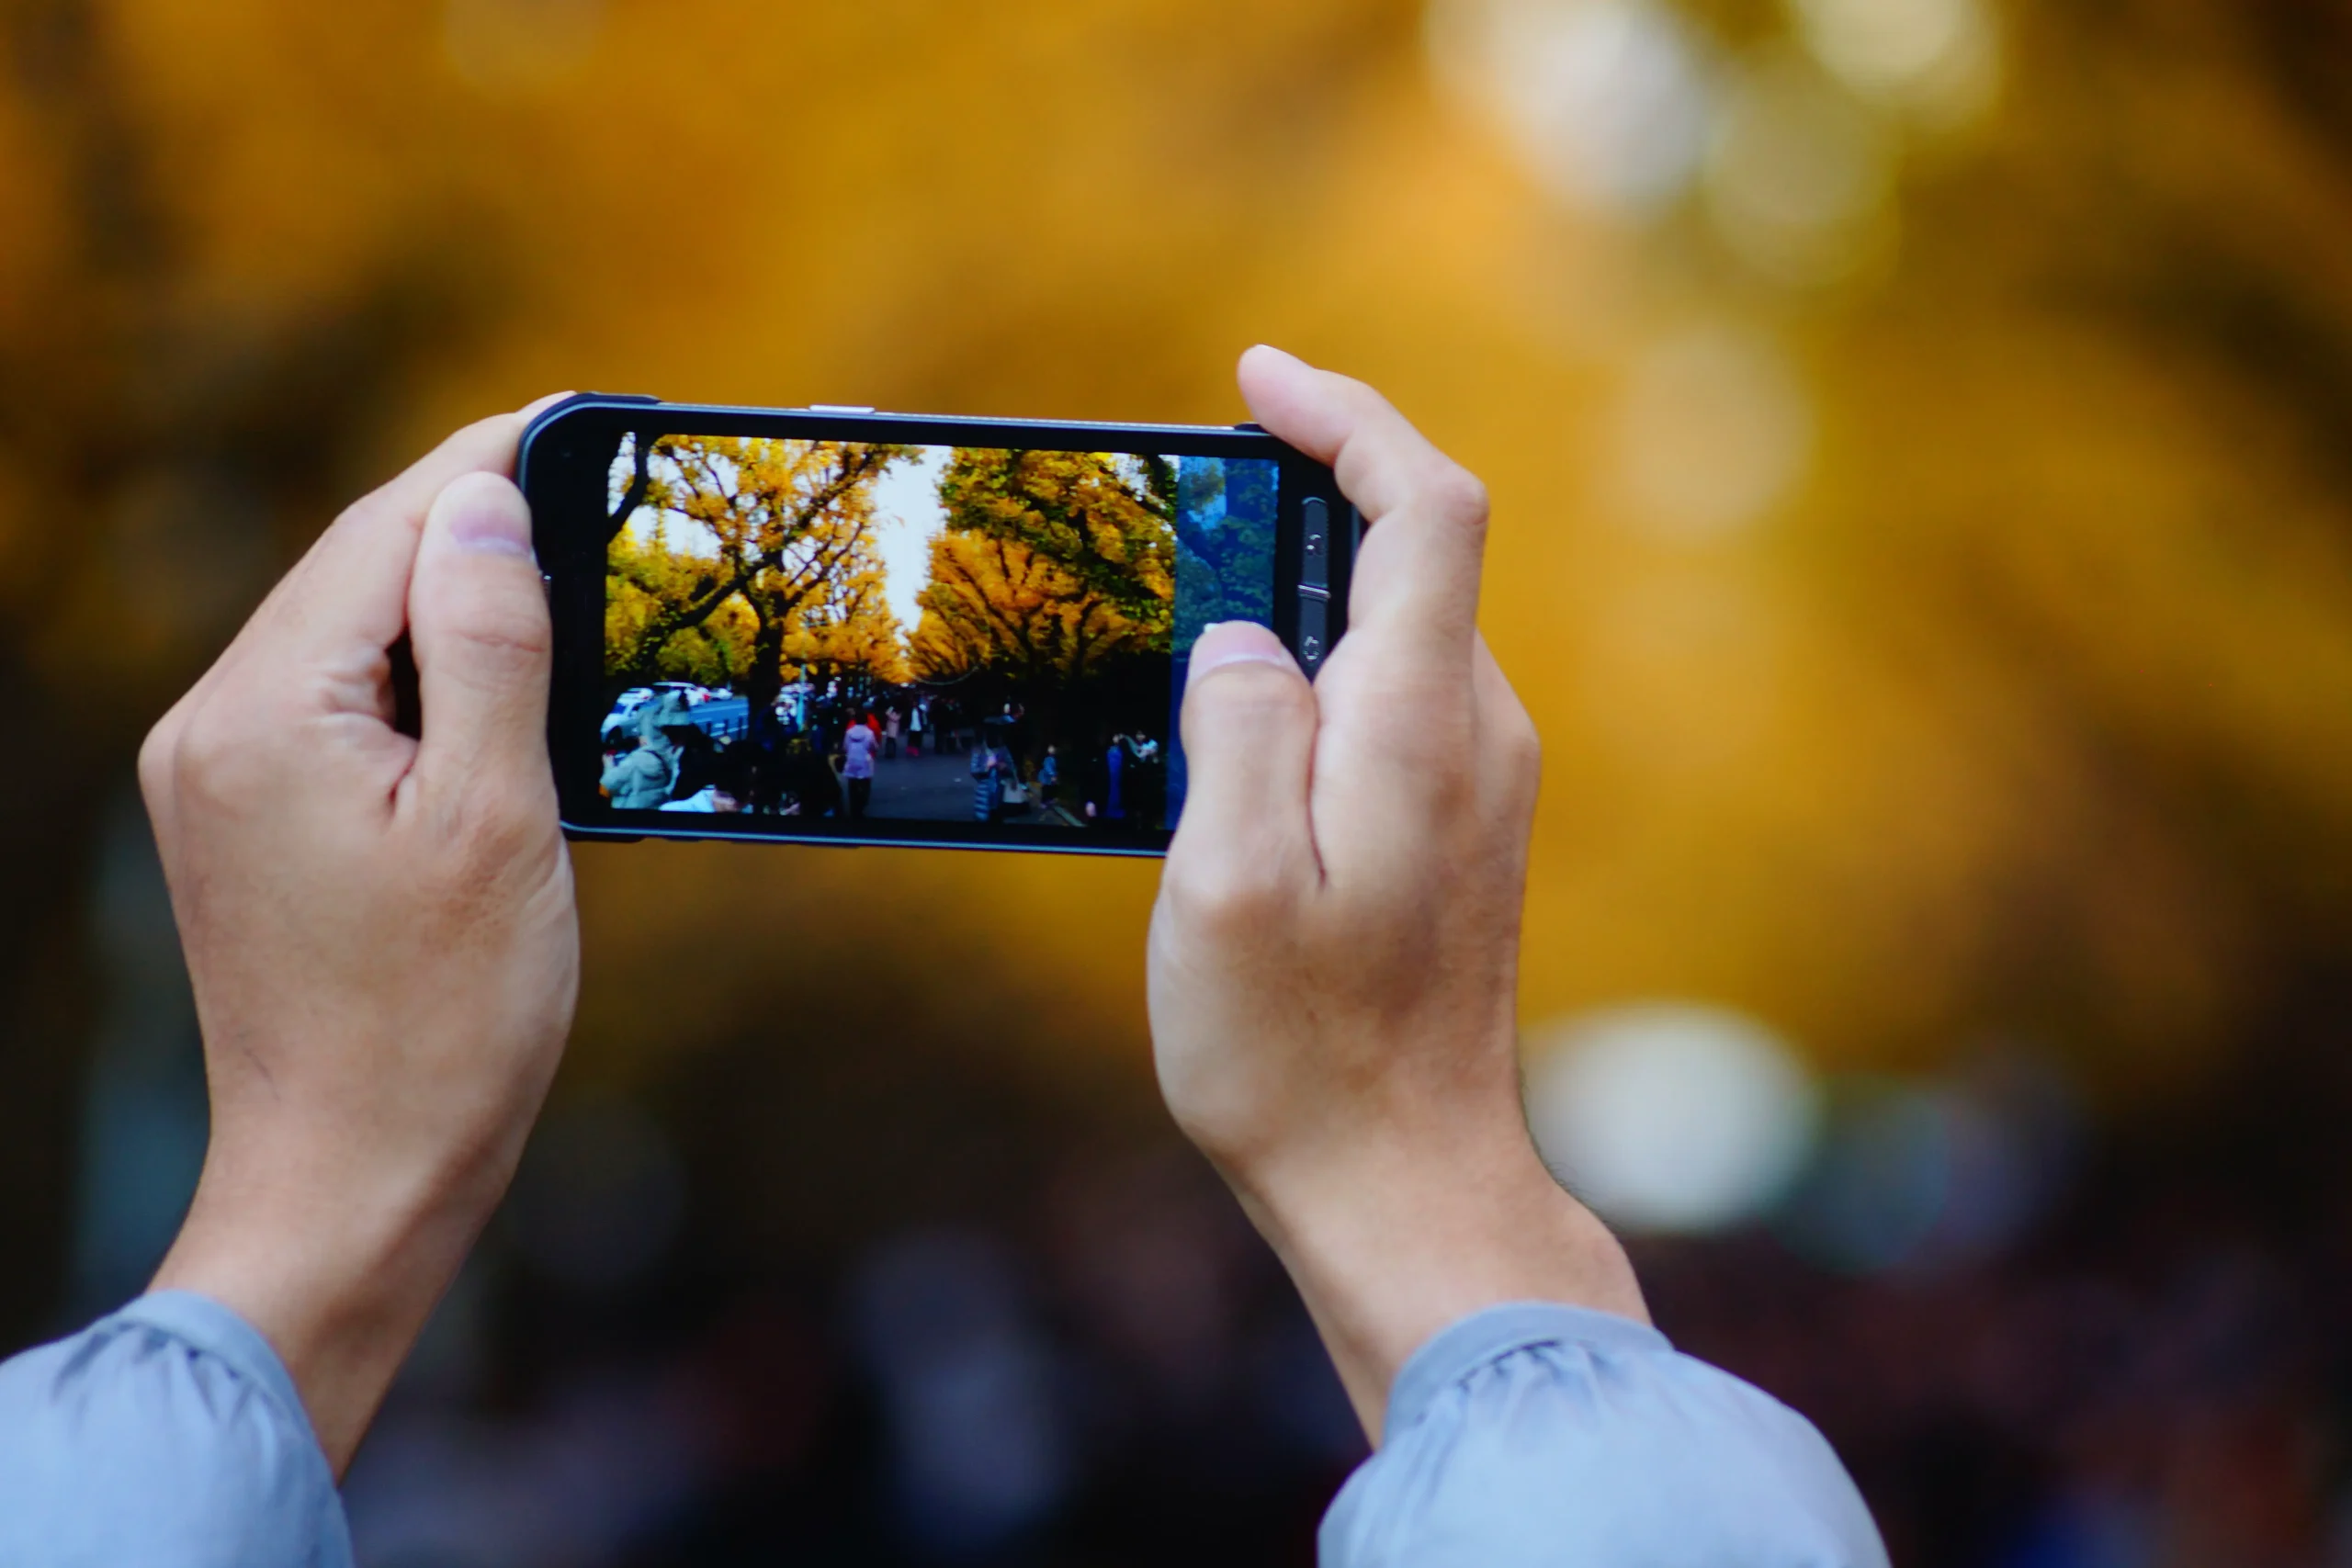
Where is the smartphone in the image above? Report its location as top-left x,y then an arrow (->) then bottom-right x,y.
519,395 -> 1352,856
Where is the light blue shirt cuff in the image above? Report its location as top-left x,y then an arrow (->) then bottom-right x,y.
0,1290 -> 354,1568
1321,1301 -> 1889,1568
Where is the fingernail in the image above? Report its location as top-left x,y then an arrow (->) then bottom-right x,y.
442,474 -> 537,560
1186,622 -> 1295,691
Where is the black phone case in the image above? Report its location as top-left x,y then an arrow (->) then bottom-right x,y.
521,393 -> 1351,856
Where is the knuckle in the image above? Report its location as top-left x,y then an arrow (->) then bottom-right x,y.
449,605 -> 554,663
434,580 -> 554,667
1426,463 -> 1490,532
136,712 -> 184,807
1169,853 -> 1300,941
1191,656 -> 1307,715
1500,704 -> 1541,774
1505,730 -> 1542,815
172,707 -> 255,799
1333,372 -> 1389,420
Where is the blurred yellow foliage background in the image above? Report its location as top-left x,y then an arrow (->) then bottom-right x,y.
23,0 -> 2342,1075
9,0 -> 2352,1556
0,3 -> 2344,1085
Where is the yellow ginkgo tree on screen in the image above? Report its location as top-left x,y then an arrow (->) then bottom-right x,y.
906,447 -> 1175,686
605,435 -> 913,711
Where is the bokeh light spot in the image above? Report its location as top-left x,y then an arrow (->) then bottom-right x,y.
1524,1003 -> 1821,1235
1611,322 -> 1814,537
1429,0 -> 1714,217
1789,0 -> 2001,127
1705,52 -> 1897,286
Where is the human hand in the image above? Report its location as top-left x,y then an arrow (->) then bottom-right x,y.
1147,347 -> 1645,1440
141,403 -> 578,1473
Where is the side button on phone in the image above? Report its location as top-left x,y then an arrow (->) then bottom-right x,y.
1296,591 -> 1329,671
1300,497 -> 1329,589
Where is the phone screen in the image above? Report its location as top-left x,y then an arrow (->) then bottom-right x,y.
590,430 -> 1282,842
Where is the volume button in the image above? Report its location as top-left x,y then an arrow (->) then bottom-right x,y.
1300,497 -> 1329,590
1296,592 -> 1329,671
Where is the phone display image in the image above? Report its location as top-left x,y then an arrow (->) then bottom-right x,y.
592,432 -> 1275,837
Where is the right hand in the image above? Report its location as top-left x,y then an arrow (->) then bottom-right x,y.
1147,347 -> 1645,1441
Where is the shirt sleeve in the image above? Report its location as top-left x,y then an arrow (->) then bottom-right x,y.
1320,1302 -> 1888,1568
0,1290 -> 354,1568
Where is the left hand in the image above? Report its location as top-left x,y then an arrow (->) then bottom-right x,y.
142,400 -> 577,1473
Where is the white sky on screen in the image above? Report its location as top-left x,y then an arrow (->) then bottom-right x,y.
865,446 -> 950,631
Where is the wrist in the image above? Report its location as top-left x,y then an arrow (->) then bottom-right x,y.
1230,1118 -> 1646,1443
150,1137 -> 501,1474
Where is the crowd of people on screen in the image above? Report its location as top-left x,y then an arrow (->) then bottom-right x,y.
599,687 -> 1165,827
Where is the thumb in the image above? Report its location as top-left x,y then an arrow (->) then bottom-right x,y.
1167,621 -> 1320,893
406,470 -> 554,797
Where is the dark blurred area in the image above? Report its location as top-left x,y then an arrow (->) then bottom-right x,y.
340,1004 -> 1365,1567
9,0 -> 2352,1562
